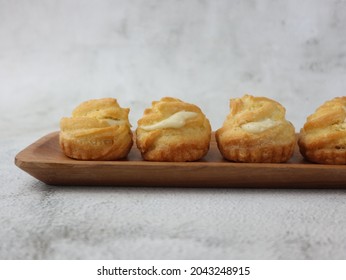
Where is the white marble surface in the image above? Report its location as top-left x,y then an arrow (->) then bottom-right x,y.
1,0 -> 346,259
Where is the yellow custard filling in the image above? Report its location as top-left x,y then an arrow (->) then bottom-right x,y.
241,118 -> 281,133
140,111 -> 198,131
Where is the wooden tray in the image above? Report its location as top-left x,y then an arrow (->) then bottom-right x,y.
15,132 -> 346,187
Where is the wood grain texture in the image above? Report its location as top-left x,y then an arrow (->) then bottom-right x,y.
15,132 -> 346,187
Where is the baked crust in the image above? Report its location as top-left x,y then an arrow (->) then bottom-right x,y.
298,96 -> 346,164
215,94 -> 296,163
136,97 -> 211,162
59,98 -> 133,160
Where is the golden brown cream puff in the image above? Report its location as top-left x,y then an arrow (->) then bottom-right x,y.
136,97 -> 211,162
216,94 -> 296,163
60,98 -> 133,160
298,96 -> 346,164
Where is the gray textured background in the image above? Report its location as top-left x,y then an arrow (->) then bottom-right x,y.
1,0 -> 346,259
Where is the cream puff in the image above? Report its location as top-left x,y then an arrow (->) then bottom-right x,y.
298,96 -> 346,164
60,98 -> 133,160
216,94 -> 296,163
136,97 -> 211,162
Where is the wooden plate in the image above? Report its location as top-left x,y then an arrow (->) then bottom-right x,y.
15,132 -> 346,187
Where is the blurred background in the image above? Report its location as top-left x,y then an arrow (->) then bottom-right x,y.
1,0 -> 346,137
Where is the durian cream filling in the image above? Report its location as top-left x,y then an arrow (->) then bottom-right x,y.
140,111 -> 198,131
105,119 -> 126,126
241,118 -> 281,133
